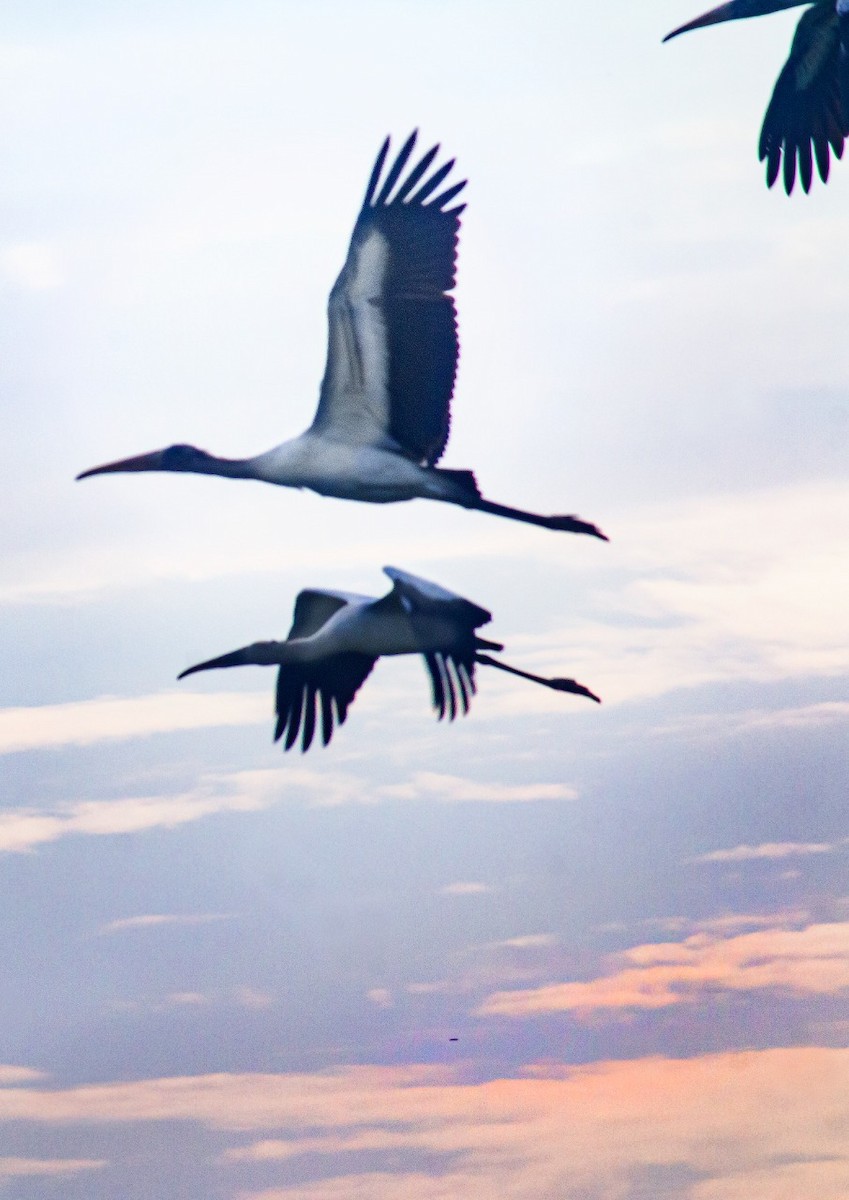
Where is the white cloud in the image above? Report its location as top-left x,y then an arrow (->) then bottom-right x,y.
648,701 -> 849,743
0,1067 -> 46,1086
168,992 -> 208,1007
379,772 -> 577,804
0,691 -> 267,755
366,989 -> 393,1009
438,882 -> 494,896
0,762 -> 581,858
251,768 -> 577,809
691,841 -> 839,865
492,934 -> 556,950
508,481 -> 849,709
0,1156 -> 104,1181
99,913 -> 235,935
0,769 -> 283,854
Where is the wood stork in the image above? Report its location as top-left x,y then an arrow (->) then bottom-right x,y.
77,132 -> 606,541
664,0 -> 849,193
177,566 -> 601,752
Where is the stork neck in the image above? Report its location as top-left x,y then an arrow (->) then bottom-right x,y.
192,454 -> 256,479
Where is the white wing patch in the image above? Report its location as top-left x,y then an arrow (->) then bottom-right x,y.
316,226 -> 396,447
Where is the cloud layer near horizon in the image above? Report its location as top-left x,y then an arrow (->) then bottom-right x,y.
0,1048 -> 846,1199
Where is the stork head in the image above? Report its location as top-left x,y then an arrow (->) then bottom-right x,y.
663,0 -> 806,41
76,443 -> 217,480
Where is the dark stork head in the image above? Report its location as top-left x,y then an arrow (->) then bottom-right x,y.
663,0 -> 808,41
76,444 -> 220,480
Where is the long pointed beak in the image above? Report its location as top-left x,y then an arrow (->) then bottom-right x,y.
178,648 -> 253,680
76,450 -> 167,480
178,640 -> 283,679
663,1 -> 750,41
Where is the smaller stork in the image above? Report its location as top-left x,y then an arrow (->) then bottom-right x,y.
664,0 -> 849,193
178,566 -> 600,752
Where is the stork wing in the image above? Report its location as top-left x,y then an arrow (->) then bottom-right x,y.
759,4 -> 848,193
287,588 -> 371,640
381,565 -> 492,630
310,132 -> 466,466
274,653 -> 376,752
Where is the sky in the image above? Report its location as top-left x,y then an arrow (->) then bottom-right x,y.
2,0 -> 849,1196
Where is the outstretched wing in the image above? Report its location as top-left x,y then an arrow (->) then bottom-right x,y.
759,3 -> 848,193
274,653 -> 376,752
287,588 -> 370,640
382,565 -> 492,630
377,567 -> 490,723
310,132 -> 466,466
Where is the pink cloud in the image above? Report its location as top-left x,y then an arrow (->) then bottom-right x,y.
0,1050 -> 847,1198
478,920 -> 849,1017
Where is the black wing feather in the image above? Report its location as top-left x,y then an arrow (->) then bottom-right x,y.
393,144 -> 440,202
408,159 -> 455,204
274,653 -> 376,753
375,130 -> 419,205
422,646 -> 478,723
362,137 -> 391,206
759,4 -> 847,194
358,133 -> 465,465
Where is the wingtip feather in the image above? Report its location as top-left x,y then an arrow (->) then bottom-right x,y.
363,136 -> 392,207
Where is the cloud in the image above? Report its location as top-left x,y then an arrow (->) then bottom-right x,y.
691,840 -> 839,864
0,763 -> 579,858
246,769 -> 575,809
693,910 -> 809,933
114,986 -> 274,1015
506,480 -> 849,710
492,934 -> 556,950
366,989 -> 393,1009
98,913 -> 235,935
167,992 -> 208,1007
0,769 -> 283,854
378,772 -> 576,804
235,987 -> 274,1010
0,1067 -> 46,1086
0,691 -> 267,755
1,1050 -> 847,1200
0,1156 -> 104,1181
438,882 -> 493,896
409,933 -> 559,997
649,701 -> 849,743
478,920 -> 849,1017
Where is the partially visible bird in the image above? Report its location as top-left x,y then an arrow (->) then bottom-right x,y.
77,131 -> 606,541
178,566 -> 600,752
664,0 -> 849,194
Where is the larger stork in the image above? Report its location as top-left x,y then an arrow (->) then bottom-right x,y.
177,566 -> 600,753
77,132 -> 605,540
664,0 -> 849,194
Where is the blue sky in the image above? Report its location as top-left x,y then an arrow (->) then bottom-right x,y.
1,1 -> 849,1196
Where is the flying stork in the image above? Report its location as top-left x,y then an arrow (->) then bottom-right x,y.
177,566 -> 601,753
77,132 -> 606,540
664,0 -> 849,193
